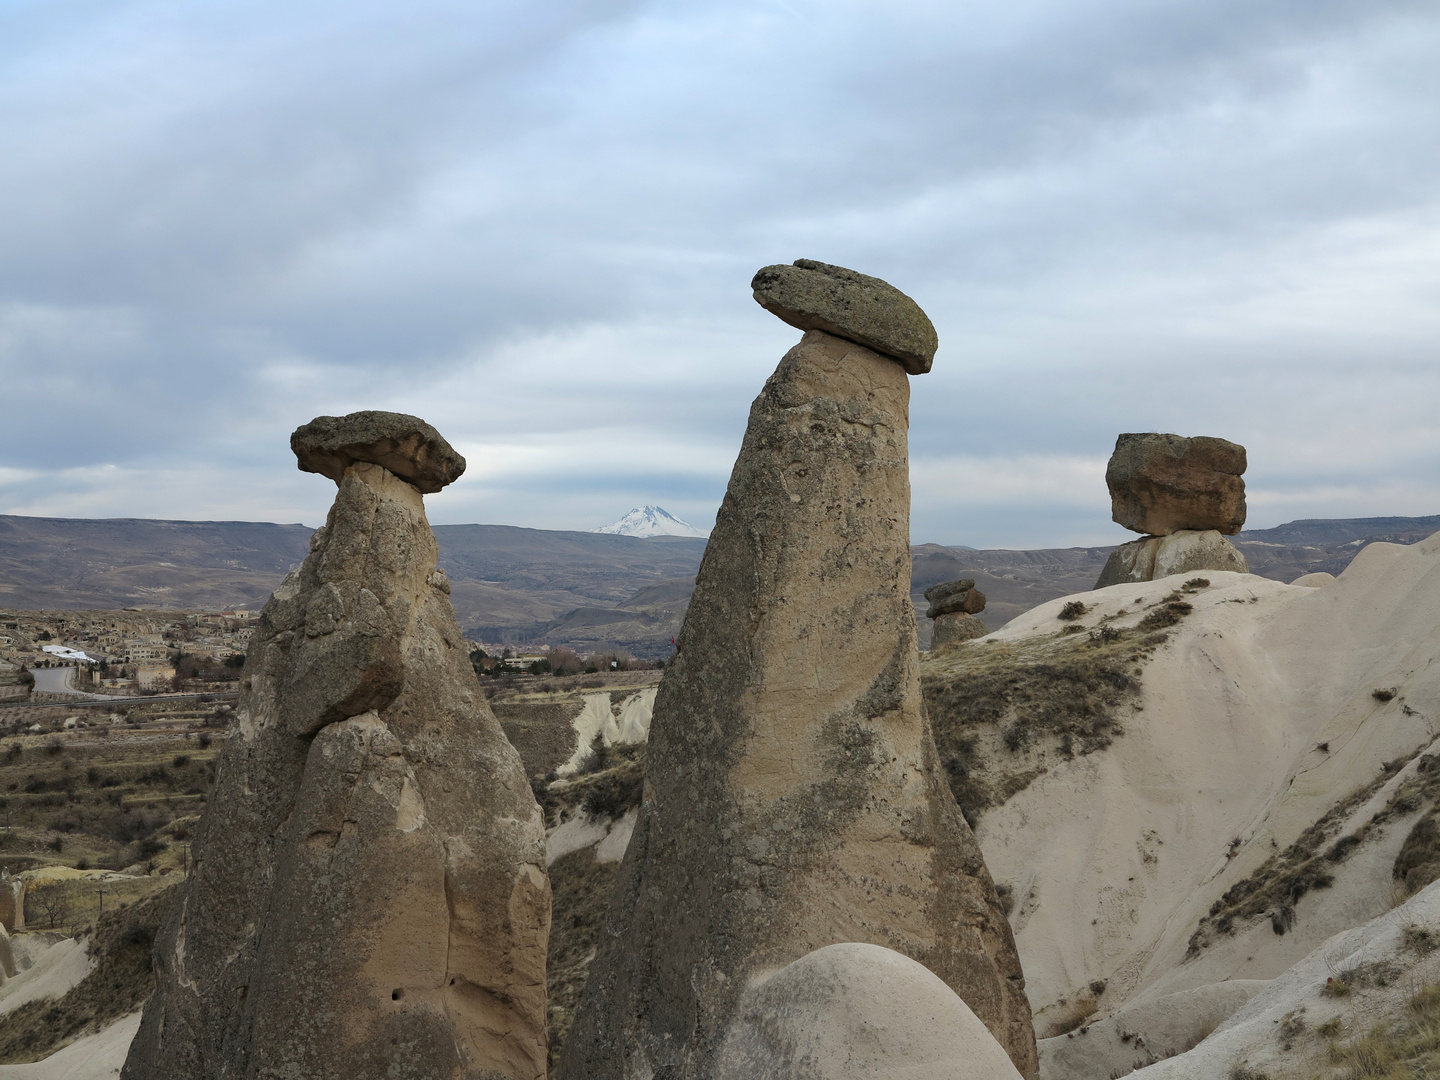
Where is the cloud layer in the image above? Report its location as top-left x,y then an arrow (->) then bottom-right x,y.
2,0 -> 1437,547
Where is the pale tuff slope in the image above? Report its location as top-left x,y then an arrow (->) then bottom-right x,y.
965,531 -> 1440,1042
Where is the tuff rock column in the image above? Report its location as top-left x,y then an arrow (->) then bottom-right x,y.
559,261 -> 1037,1080
123,412 -> 550,1080
1095,432 -> 1250,588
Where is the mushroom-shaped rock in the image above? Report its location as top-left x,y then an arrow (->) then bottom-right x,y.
292,410 -> 466,493
752,259 -> 938,374
558,322 -> 1036,1080
925,578 -> 986,618
124,416 -> 547,1080
712,943 -> 1025,1080
1106,433 -> 1246,536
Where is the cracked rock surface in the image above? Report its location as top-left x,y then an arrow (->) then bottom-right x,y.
559,328 -> 1037,1080
124,418 -> 548,1080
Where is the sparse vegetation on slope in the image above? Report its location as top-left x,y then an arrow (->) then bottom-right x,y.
1325,980 -> 1440,1079
546,848 -> 623,1073
923,630 -> 1161,824
0,883 -> 175,1064
1188,748 -> 1438,955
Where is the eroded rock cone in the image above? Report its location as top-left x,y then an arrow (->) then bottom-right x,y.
124,411 -> 550,1080
559,319 -> 1036,1079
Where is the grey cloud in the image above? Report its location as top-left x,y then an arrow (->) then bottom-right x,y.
1,0 -> 1437,544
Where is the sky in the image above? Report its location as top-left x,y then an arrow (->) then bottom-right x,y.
1,0 -> 1437,549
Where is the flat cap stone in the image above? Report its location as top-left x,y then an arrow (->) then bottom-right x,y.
292,411 -> 465,493
751,259 -> 938,375
924,578 -> 985,618
1106,432 -> 1246,536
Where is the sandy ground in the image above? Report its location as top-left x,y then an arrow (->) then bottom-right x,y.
0,1011 -> 139,1080
969,532 -> 1440,1034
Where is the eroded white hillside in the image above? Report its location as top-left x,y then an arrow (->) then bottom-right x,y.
927,533 -> 1440,1042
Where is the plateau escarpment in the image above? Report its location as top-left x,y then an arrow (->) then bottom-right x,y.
560,260 -> 1036,1079
123,412 -> 550,1080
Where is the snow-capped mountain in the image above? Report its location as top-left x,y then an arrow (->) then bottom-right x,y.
594,506 -> 709,538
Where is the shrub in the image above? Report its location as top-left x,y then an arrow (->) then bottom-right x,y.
1057,601 -> 1088,621
1139,601 -> 1193,630
1373,688 -> 1397,702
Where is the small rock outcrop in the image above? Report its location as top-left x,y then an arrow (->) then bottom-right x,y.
925,578 -> 988,647
0,921 -> 15,980
559,271 -> 1035,1080
751,259 -> 938,374
124,411 -> 550,1080
1096,433 -> 1250,588
0,872 -> 23,932
712,943 -> 1025,1080
1095,529 -> 1250,589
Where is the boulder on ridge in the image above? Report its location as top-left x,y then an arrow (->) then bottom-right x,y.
291,409 -> 466,494
1106,433 -> 1246,536
712,943 -> 1024,1080
124,412 -> 548,1080
751,259 -> 938,374
925,578 -> 986,618
558,315 -> 1035,1080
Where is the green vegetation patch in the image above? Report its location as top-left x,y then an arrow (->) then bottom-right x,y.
0,883 -> 176,1064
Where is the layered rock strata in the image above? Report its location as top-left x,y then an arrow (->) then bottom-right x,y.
559,301 -> 1036,1079
123,411 -> 550,1080
1096,433 -> 1250,589
925,578 -> 988,648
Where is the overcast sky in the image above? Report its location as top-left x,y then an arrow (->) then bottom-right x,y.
1,0 -> 1437,548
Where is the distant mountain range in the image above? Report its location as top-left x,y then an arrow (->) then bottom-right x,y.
0,512 -> 1436,654
594,505 -> 708,538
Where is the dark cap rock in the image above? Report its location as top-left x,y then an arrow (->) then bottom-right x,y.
292,410 -> 465,494
924,578 -> 986,618
751,259 -> 938,375
1106,433 -> 1246,536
